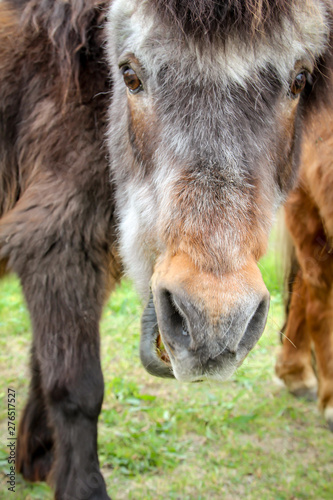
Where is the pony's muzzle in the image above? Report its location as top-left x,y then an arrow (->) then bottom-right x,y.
140,252 -> 270,381
153,286 -> 269,381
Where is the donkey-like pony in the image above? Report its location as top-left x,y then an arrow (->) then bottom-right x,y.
0,0 -> 332,498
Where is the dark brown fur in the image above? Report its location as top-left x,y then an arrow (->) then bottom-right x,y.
0,1 -> 121,498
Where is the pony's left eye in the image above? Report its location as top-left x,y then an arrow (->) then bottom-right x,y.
290,72 -> 307,97
121,66 -> 143,94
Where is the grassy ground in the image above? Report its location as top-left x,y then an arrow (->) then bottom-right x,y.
0,243 -> 332,500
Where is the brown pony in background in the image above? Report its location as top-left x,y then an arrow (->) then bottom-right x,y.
276,107 -> 333,432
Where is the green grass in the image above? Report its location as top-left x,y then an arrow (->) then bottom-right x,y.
0,245 -> 332,500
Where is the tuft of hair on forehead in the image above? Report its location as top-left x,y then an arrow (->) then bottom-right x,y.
143,0 -> 297,42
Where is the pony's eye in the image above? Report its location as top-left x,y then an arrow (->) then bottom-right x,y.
121,67 -> 143,94
290,72 -> 307,97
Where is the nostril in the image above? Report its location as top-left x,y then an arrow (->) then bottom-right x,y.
173,295 -> 191,337
249,297 -> 270,330
157,289 -> 192,349
239,295 -> 270,349
224,295 -> 269,357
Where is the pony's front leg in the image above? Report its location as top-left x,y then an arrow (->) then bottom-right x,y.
20,270 -> 111,500
306,287 -> 333,432
0,179 -> 116,497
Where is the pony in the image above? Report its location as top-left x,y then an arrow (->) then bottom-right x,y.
0,0 -> 332,498
276,109 -> 333,432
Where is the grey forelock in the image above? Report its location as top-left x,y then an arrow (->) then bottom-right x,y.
108,0 -> 330,78
142,0 -> 298,43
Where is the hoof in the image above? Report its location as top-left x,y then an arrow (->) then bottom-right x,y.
290,385 -> 318,402
275,359 -> 318,402
59,486 -> 112,499
56,470 -> 111,500
324,407 -> 333,432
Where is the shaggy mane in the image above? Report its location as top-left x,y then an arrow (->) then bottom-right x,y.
144,0 -> 297,41
14,0 -> 108,97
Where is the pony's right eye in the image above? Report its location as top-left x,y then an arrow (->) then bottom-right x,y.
290,71 -> 307,97
121,66 -> 143,94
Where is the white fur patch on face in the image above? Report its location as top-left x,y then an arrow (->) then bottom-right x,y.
117,180 -> 158,298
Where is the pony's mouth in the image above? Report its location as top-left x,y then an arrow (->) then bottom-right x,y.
156,333 -> 171,364
140,293 -> 175,378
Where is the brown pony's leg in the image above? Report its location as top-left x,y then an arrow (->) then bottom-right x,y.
17,346 -> 54,482
275,270 -> 317,400
306,286 -> 333,431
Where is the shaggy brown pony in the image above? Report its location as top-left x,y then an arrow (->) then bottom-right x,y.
276,106 -> 333,432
